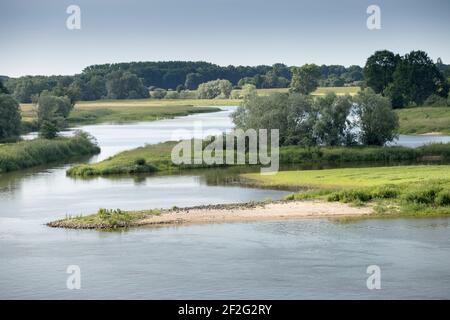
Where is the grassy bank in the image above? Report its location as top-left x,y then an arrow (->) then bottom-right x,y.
0,132 -> 100,173
396,107 -> 450,134
243,165 -> 450,218
21,99 -> 227,126
66,140 -> 450,177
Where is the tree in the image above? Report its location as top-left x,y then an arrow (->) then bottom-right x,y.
289,64 -> 321,95
363,50 -> 400,94
312,93 -> 354,146
37,91 -> 74,137
184,73 -> 203,90
0,80 -> 9,94
39,120 -> 59,139
105,71 -> 149,99
387,51 -> 449,107
353,88 -> 399,145
0,94 -> 22,140
150,88 -> 167,99
232,93 -> 317,146
197,79 -> 232,99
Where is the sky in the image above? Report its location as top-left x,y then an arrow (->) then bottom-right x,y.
1,0 -> 449,77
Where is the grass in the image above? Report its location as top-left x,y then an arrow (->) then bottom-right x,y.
48,208 -> 161,229
243,165 -> 450,218
243,165 -> 450,189
66,139 -> 450,177
0,132 -> 100,173
396,106 -> 450,134
66,141 -> 180,176
20,99 -> 234,126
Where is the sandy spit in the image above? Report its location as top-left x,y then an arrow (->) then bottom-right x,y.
134,200 -> 373,227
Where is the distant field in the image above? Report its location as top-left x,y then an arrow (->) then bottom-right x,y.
20,99 -> 235,125
396,107 -> 450,135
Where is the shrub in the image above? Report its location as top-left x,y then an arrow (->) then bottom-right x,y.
197,79 -> 232,99
134,158 -> 146,166
150,88 -> 167,99
164,91 -> 180,99
371,185 -> 401,199
424,94 -> 448,107
403,186 -> 442,205
435,190 -> 450,206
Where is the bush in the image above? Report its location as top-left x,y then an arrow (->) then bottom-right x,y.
134,158 -> 146,165
39,120 -> 59,139
150,88 -> 167,99
197,79 -> 232,99
403,186 -> 442,205
164,91 -> 180,99
435,190 -> 450,206
424,94 -> 448,107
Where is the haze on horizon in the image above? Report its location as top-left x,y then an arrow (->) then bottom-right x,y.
1,0 -> 449,77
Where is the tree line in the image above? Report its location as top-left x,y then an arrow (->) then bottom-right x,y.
2,61 -> 363,103
363,50 -> 449,108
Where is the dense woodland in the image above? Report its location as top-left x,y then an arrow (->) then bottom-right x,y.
1,62 -> 364,103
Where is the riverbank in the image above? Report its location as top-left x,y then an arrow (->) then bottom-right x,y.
47,200 -> 373,229
0,131 -> 100,173
396,107 -> 450,135
66,140 -> 450,177
20,99 -> 226,127
243,165 -> 450,218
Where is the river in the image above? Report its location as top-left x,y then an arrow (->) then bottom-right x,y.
1,106 -> 449,299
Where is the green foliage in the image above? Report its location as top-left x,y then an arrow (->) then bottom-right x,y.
424,94 -> 449,107
37,91 -> 74,137
150,88 -> 167,99
290,64 -> 321,95
164,90 -> 180,99
363,50 -> 400,94
313,93 -> 354,146
0,131 -> 100,173
0,94 -> 22,141
105,71 -> 149,99
353,88 -> 399,145
197,79 -> 232,99
39,120 -> 59,139
0,80 -> 9,94
364,50 -> 449,108
232,92 -> 316,146
233,89 -> 396,147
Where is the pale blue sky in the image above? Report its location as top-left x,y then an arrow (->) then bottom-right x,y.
1,0 -> 449,77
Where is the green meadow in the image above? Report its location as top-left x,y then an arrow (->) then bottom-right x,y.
243,165 -> 450,218
396,107 -> 450,135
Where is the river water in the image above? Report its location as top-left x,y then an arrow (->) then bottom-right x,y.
1,106 -> 449,299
